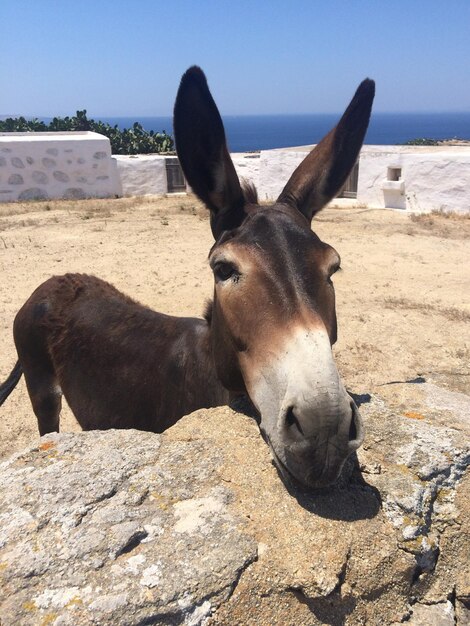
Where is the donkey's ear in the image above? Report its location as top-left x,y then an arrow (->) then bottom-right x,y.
278,79 -> 375,222
174,66 -> 245,238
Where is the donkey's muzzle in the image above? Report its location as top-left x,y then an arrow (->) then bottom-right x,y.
276,397 -> 364,489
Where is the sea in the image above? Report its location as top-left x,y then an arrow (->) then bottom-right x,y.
25,112 -> 470,153
100,112 -> 470,153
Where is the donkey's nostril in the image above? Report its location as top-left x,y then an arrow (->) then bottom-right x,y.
348,400 -> 364,450
349,403 -> 358,441
285,406 -> 304,436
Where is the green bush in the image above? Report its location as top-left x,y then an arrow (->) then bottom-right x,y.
0,110 -> 174,154
404,138 -> 439,146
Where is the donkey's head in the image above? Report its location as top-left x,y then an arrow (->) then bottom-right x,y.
174,67 -> 374,489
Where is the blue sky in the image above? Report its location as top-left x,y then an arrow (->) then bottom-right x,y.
1,0 -> 469,116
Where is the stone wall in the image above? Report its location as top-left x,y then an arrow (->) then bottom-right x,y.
2,132 -> 470,214
0,382 -> 469,624
0,131 -> 121,202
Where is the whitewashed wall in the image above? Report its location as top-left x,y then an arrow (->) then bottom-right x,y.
357,146 -> 470,214
0,132 -> 121,202
231,153 -> 261,191
114,155 -> 167,196
1,132 -> 469,214
258,150 -> 306,201
115,153 -> 265,198
105,144 -> 470,215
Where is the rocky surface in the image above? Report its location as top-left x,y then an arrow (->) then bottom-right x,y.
0,381 -> 468,625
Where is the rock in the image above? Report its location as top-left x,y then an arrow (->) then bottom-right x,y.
7,173 -> 24,185
18,187 -> 48,200
0,427 -> 257,625
53,170 -> 70,182
0,384 -> 468,625
32,170 -> 48,184
63,187 -> 86,199
406,601 -> 455,625
456,599 -> 470,624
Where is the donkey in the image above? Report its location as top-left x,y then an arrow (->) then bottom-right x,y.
0,66 -> 374,488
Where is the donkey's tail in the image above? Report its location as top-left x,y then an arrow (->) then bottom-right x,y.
0,361 -> 23,406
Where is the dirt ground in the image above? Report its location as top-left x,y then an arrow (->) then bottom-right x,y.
0,195 -> 469,460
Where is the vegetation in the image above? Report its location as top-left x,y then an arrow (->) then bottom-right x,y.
404,137 -> 469,146
403,138 -> 439,146
0,110 -> 174,154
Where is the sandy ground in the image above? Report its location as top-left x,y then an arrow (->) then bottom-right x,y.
0,196 -> 469,460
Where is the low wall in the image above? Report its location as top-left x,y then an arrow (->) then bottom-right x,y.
2,388 -> 470,625
0,131 -> 121,202
114,155 -> 167,196
357,145 -> 470,214
2,132 -> 469,213
255,144 -> 470,214
115,153 -> 265,198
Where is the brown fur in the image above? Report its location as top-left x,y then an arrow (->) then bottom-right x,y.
9,273 -> 227,435
0,66 -> 374,489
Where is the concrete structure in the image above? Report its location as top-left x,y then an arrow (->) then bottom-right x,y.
248,144 -> 470,214
357,145 -> 470,214
0,132 -> 121,202
2,132 -> 469,214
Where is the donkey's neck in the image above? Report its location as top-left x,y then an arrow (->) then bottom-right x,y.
151,314 -> 229,430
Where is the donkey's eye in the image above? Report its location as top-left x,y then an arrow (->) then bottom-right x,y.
213,261 -> 238,282
329,263 -> 342,277
327,264 -> 341,285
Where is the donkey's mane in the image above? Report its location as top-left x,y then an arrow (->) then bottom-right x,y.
242,180 -> 258,205
203,299 -> 213,324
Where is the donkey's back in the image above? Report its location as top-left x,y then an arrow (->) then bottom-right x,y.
10,273 -> 226,435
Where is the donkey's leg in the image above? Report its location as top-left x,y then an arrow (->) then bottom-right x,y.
21,359 -> 62,436
14,298 -> 63,435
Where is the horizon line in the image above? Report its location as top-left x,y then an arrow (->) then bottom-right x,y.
2,110 -> 470,120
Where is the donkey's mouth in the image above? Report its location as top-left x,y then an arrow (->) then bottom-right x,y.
265,437 -> 344,491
